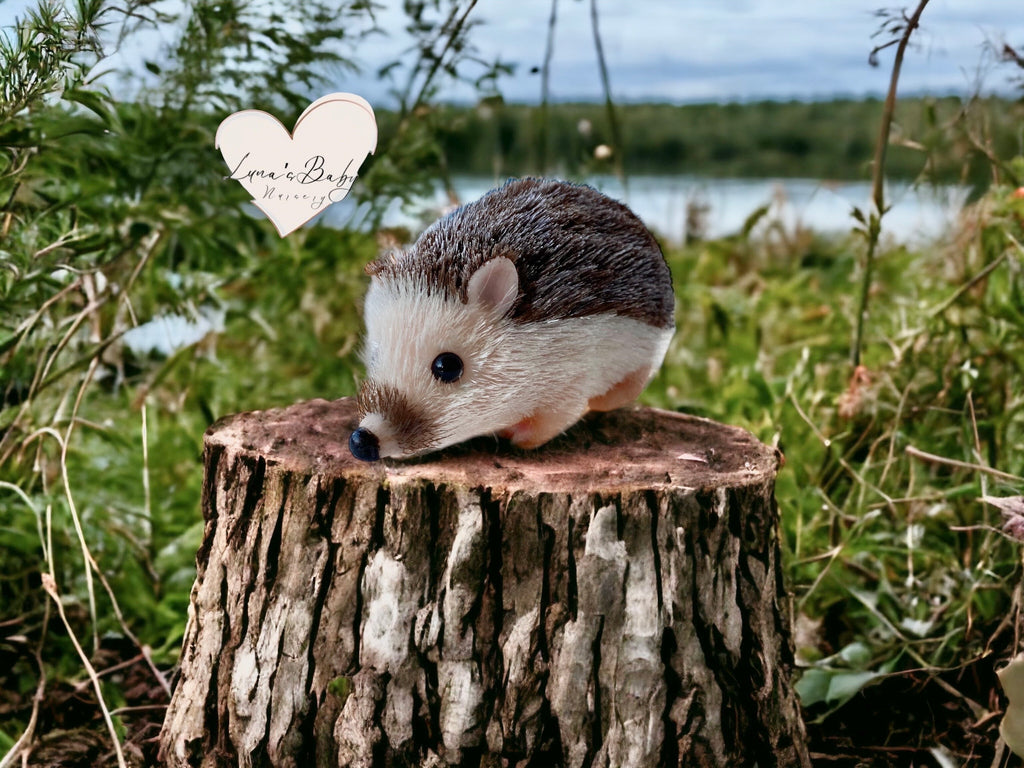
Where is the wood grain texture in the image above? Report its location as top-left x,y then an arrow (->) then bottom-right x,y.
158,397 -> 809,768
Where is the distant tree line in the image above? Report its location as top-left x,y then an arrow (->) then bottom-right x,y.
372,96 -> 1024,189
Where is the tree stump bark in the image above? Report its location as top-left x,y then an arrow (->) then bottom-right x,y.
158,397 -> 810,768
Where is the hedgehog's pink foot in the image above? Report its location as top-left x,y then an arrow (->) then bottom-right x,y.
587,367 -> 652,412
499,408 -> 579,449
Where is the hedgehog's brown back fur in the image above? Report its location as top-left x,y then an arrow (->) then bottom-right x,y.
367,178 -> 675,329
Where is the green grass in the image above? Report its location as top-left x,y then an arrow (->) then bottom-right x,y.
650,181 -> 1024,733
3,176 -> 1022,765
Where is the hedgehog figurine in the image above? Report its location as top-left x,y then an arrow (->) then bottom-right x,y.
348,177 -> 675,462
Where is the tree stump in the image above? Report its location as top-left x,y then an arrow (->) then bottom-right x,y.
158,397 -> 810,768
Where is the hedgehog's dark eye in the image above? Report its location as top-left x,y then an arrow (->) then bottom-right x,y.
431,352 -> 463,383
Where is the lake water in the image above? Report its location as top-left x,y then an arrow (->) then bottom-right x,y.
332,175 -> 970,246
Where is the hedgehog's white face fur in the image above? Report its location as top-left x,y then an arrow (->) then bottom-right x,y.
353,256 -> 673,460
356,257 -> 520,458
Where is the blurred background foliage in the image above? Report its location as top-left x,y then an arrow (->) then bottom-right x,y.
1,0 -> 1023,765
424,95 -> 1024,190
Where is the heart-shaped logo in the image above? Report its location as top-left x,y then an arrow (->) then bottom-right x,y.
216,93 -> 378,236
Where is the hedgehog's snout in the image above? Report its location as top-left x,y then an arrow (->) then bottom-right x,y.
353,379 -> 441,460
349,427 -> 380,462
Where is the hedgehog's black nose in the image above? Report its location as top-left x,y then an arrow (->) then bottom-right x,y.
349,427 -> 380,462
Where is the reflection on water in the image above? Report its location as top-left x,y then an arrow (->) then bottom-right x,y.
328,175 -> 970,246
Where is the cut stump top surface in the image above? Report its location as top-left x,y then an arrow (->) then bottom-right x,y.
206,398 -> 780,494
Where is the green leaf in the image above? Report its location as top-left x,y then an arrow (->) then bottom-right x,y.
825,670 -> 881,704
795,666 -> 882,708
837,641 -> 872,668
740,203 -> 770,237
794,667 -> 831,707
64,87 -> 116,127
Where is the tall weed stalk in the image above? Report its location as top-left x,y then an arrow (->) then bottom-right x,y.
851,0 -> 930,368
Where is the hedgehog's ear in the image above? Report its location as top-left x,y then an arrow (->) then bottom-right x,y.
467,256 -> 518,317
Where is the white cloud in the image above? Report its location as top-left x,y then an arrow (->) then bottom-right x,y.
2,0 -> 1021,105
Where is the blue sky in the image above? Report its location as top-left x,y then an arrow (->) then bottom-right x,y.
2,0 -> 1023,104
370,0 -> 1024,104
